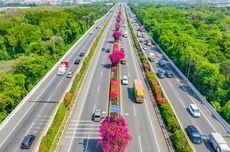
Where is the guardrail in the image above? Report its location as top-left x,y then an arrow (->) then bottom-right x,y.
128,8 -> 230,134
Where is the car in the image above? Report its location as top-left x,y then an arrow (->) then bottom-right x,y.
79,52 -> 85,57
66,71 -> 73,78
20,135 -> 35,149
94,109 -> 102,122
186,125 -> 202,144
89,31 -> 93,35
165,70 -> 173,78
121,76 -> 128,85
106,48 -> 110,53
188,104 -> 200,118
74,59 -> 80,64
157,69 -> 165,78
102,48 -> 105,51
159,59 -> 166,67
143,45 -> 147,50
121,47 -> 125,52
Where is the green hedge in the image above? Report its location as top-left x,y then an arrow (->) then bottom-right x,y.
126,8 -> 192,152
40,103 -> 66,152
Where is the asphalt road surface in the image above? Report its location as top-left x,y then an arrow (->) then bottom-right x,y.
58,4 -> 170,152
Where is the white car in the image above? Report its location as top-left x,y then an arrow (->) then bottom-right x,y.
188,104 -> 200,118
122,76 -> 128,85
143,45 -> 147,50
66,71 -> 73,78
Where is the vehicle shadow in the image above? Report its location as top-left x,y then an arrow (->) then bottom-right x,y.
102,64 -> 111,69
27,100 -> 59,104
82,139 -> 103,152
202,137 -> 215,152
127,87 -> 136,103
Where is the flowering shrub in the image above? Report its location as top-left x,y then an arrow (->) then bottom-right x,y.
64,92 -> 72,107
113,31 -> 123,40
111,80 -> 118,86
109,51 -> 125,65
98,115 -> 132,152
112,65 -> 118,71
115,23 -> 121,31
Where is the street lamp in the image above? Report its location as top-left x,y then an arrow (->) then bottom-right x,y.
186,53 -> 192,80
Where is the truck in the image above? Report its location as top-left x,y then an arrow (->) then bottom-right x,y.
209,132 -> 230,152
133,79 -> 144,103
57,60 -> 68,76
146,39 -> 151,46
137,32 -> 141,37
120,58 -> 127,64
148,53 -> 155,62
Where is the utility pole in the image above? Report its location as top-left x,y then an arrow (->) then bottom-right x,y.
186,54 -> 192,80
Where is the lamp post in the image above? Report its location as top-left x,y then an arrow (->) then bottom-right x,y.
186,54 -> 192,80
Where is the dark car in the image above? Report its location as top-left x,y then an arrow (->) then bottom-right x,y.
157,68 -> 165,78
79,52 -> 85,57
106,48 -> 110,53
159,59 -> 166,67
20,135 -> 35,149
102,48 -> 105,51
74,59 -> 80,64
186,125 -> 202,144
165,70 -> 172,78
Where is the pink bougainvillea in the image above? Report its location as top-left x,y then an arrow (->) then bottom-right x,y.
113,31 -> 123,41
109,51 -> 125,65
115,23 -> 121,31
138,26 -> 143,32
98,115 -> 132,152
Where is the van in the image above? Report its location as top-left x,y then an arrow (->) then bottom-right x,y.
94,109 -> 101,122
20,135 -> 35,149
189,104 -> 200,118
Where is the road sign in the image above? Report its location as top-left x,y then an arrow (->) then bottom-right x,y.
110,105 -> 121,112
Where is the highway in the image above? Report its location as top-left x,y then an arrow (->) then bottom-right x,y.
0,7 -> 113,152
58,4 -> 169,152
127,5 -> 230,152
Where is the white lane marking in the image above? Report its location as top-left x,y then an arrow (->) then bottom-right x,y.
133,105 -> 136,116
67,128 -> 99,130
65,136 -> 101,139
67,16 -> 113,152
67,132 -> 100,134
179,98 -> 186,108
0,76 -> 56,148
69,124 -> 100,126
124,113 -> 129,116
128,72 -> 131,78
138,135 -> 143,152
85,135 -> 90,152
25,123 -> 35,136
100,71 -> 102,78
127,27 -> 161,152
93,104 -> 96,113
97,86 -> 100,93
173,76 -> 217,132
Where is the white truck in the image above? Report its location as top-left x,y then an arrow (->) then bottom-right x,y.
148,53 -> 155,62
57,60 -> 68,76
137,31 -> 141,37
209,132 -> 230,152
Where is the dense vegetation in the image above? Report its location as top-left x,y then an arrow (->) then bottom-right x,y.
131,4 -> 230,123
0,4 -> 111,122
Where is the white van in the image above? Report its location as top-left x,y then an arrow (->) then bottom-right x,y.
188,104 -> 200,118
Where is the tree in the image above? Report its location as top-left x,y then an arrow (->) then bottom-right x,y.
98,115 -> 132,152
109,51 -> 125,65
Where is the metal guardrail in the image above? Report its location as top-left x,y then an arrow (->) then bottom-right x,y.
128,8 -> 230,134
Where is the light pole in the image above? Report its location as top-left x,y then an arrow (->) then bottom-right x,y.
186,54 -> 192,80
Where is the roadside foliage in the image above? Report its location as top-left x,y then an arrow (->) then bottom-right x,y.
130,4 -> 230,124
0,4 -> 111,123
